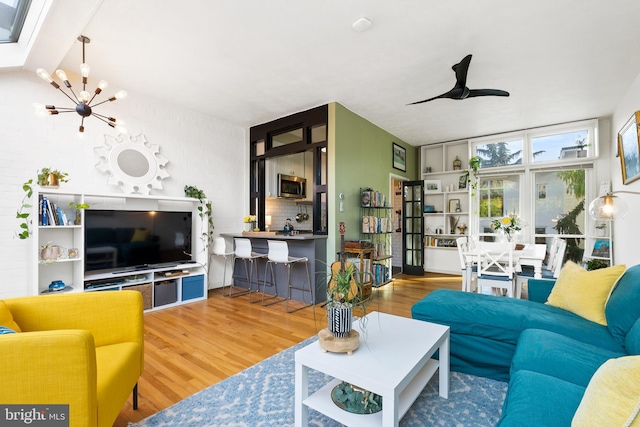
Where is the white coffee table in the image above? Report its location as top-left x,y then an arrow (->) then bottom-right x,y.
295,311 -> 450,427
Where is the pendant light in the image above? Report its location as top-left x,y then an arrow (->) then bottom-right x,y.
34,35 -> 127,136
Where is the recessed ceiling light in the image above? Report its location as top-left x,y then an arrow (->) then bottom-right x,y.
352,17 -> 373,33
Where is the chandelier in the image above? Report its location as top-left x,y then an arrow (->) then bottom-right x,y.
34,35 -> 127,135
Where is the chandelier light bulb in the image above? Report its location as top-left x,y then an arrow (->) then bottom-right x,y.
79,91 -> 91,103
33,103 -> 48,116
36,68 -> 53,83
114,90 -> 127,100
55,69 -> 69,82
80,63 -> 90,78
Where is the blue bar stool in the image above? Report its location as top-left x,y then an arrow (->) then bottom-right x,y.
232,238 -> 267,301
261,240 -> 314,313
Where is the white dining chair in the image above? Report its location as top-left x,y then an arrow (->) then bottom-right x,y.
456,236 -> 477,292
514,243 -> 548,298
476,241 -> 518,298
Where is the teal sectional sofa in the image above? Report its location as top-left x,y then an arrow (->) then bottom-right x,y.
411,264 -> 640,426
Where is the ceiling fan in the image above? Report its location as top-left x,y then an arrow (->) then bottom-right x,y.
408,54 -> 509,105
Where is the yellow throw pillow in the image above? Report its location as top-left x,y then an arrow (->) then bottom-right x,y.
0,300 -> 21,332
572,356 -> 640,426
131,228 -> 150,242
546,261 -> 625,325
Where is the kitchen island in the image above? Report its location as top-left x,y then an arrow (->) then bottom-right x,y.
220,232 -> 328,305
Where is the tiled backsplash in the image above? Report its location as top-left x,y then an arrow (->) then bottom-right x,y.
265,198 -> 314,232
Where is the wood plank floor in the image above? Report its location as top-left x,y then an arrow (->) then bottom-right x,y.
114,272 -> 461,426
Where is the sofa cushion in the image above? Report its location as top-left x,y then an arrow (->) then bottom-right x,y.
606,264 -> 640,347
496,370 -> 584,427
546,261 -> 625,325
572,356 -> 640,426
512,329 -> 623,387
626,318 -> 640,355
0,301 -> 21,332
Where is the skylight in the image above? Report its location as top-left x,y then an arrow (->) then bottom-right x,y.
0,0 -> 31,44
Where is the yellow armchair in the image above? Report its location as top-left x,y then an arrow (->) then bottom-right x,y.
0,290 -> 144,427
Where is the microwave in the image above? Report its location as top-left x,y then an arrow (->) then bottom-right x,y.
278,174 -> 306,198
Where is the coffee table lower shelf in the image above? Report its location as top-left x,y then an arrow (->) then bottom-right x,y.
303,358 -> 439,426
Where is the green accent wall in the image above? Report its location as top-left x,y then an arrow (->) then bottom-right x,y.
327,102 -> 418,261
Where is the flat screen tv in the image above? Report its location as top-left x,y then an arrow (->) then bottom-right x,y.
84,210 -> 193,274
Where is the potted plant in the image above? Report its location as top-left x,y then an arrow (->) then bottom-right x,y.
585,259 -> 608,271
327,263 -> 358,338
37,168 -> 69,188
595,223 -> 607,237
69,202 -> 90,225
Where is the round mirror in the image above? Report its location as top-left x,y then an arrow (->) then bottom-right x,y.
117,149 -> 150,177
95,133 -> 170,194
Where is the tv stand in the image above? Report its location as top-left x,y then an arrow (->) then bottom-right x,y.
84,264 -> 206,311
32,189 -> 208,312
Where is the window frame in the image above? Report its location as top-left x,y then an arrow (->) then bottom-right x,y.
469,120 -> 598,248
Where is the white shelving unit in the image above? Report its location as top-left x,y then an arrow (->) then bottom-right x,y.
31,189 -> 208,311
421,141 -> 471,274
583,221 -> 613,268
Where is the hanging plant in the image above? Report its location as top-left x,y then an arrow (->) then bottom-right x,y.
15,179 -> 34,239
184,185 -> 214,249
467,156 -> 482,197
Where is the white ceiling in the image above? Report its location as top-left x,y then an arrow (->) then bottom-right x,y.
17,0 -> 640,146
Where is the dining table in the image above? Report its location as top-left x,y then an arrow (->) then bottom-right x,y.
462,242 -> 547,293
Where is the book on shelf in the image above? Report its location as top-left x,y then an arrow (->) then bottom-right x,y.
40,197 -> 67,226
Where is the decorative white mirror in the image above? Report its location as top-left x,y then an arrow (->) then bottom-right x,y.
95,133 -> 169,194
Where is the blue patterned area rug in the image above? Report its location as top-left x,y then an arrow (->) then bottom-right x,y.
129,337 -> 507,427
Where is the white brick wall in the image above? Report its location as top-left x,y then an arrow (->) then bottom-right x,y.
0,71 -> 247,297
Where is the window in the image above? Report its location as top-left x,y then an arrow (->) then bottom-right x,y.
476,138 -> 523,168
532,130 -> 590,163
478,175 -> 521,239
534,169 -> 586,262
0,0 -> 31,43
271,128 -> 303,147
470,119 -> 597,263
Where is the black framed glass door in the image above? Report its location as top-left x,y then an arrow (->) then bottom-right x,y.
403,180 -> 424,275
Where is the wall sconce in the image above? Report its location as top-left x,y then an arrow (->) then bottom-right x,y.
588,191 -> 640,221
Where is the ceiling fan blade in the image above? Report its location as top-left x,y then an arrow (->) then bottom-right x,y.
407,93 -> 447,105
452,54 -> 472,89
467,89 -> 510,98
407,85 -> 469,104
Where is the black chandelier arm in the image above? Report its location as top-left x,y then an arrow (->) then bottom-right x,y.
90,97 -> 117,108
91,114 -> 115,126
55,86 -> 80,105
46,106 -> 76,112
67,86 -> 81,104
88,92 -> 99,105
91,112 -> 117,122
